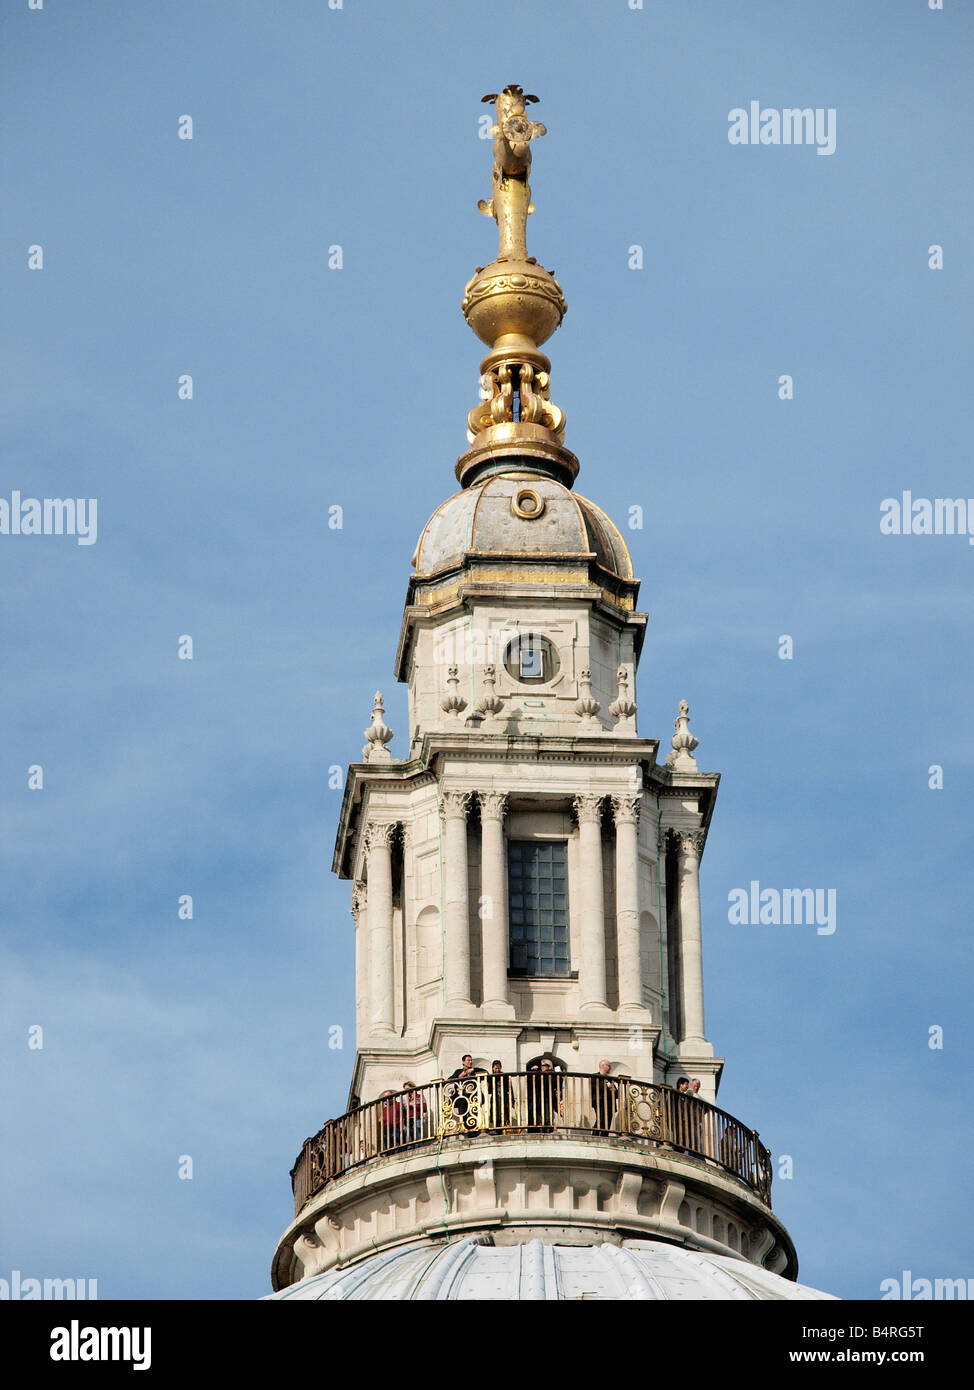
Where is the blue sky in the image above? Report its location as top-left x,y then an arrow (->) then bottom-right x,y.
2,0 -> 971,1300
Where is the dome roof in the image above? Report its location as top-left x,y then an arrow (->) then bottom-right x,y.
266,1236 -> 835,1302
412,473 -> 633,582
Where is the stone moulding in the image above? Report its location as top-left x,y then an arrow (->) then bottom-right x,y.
271,1133 -> 795,1293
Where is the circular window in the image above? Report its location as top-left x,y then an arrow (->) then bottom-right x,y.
512,488 -> 545,520
504,634 -> 559,684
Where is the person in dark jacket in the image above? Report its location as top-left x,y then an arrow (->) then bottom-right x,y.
449,1053 -> 481,1080
524,1061 -> 541,1127
671,1076 -> 691,1148
487,1060 -> 512,1129
590,1060 -> 619,1134
534,1058 -> 562,1131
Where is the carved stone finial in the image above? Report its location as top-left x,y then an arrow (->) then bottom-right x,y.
440,665 -> 468,718
476,664 -> 505,720
665,698 -> 699,771
574,668 -> 602,732
609,665 -> 638,730
363,690 -> 393,762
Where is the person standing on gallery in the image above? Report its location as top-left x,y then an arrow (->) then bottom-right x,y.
590,1060 -> 618,1134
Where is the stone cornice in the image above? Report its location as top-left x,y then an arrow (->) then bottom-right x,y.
424,732 -> 660,764
395,566 -> 648,680
333,736 -> 665,877
334,738 -> 722,878
332,762 -> 436,877
645,769 -> 721,842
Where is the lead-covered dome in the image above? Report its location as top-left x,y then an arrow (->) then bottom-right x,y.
265,1236 -> 836,1302
412,472 -> 633,581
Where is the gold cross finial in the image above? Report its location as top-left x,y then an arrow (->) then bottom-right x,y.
477,85 -> 547,260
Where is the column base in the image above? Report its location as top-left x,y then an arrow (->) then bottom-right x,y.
443,999 -> 480,1019
578,1002 -> 613,1017
482,1000 -> 517,1020
618,1004 -> 654,1022
676,1036 -> 714,1059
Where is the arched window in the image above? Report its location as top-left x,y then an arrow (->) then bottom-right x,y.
524,1053 -> 567,1071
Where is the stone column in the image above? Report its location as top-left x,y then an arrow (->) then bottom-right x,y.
574,794 -> 609,1013
479,792 -> 514,1017
675,830 -> 710,1050
656,826 -> 677,1053
440,790 -> 473,1013
351,880 -> 368,1040
400,823 -> 415,1032
611,794 -> 644,1014
364,822 -> 396,1035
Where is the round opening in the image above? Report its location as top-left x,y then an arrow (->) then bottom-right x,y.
503,634 -> 559,685
512,488 -> 545,520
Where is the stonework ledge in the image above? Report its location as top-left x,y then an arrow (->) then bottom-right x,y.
272,1130 -> 796,1292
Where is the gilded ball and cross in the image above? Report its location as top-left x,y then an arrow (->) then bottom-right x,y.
462,85 -> 569,462
463,84 -> 567,352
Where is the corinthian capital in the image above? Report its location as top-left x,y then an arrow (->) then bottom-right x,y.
675,829 -> 706,860
364,821 -> 396,852
439,789 -> 472,822
478,790 -> 508,822
611,794 -> 641,826
350,880 -> 366,922
573,793 -> 604,825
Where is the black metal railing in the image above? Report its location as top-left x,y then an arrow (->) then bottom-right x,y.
291,1073 -> 773,1213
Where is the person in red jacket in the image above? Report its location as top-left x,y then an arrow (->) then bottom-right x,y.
378,1089 -> 403,1151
